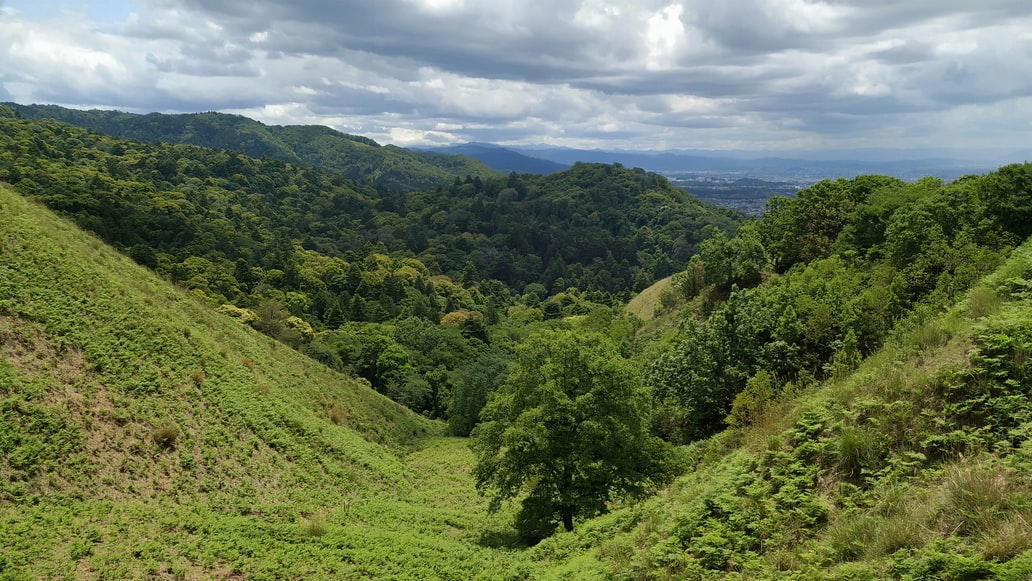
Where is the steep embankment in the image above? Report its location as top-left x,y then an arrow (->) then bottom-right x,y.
624,275 -> 673,321
0,185 -> 527,579
531,243 -> 1032,579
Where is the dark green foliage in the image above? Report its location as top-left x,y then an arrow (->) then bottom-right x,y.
448,348 -> 512,436
979,163 -> 1032,241
653,167 -> 1019,443
471,330 -> 674,543
405,162 -> 740,294
762,175 -> 906,270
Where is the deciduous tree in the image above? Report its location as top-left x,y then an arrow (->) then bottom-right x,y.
471,330 -> 672,543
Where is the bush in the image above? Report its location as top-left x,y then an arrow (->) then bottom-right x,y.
836,425 -> 886,482
726,370 -> 774,429
216,303 -> 259,327
328,406 -> 347,425
968,285 -> 1002,318
151,424 -> 179,449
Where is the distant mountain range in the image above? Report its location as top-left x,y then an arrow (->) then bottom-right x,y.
425,140 -> 1009,184
421,141 -> 1007,216
422,142 -> 569,175
506,146 -> 1001,183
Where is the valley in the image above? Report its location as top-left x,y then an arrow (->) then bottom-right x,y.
2,104 -> 1032,579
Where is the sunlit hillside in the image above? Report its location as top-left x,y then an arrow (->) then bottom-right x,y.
0,184 -> 537,579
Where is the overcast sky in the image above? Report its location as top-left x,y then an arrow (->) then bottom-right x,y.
1,0 -> 1030,158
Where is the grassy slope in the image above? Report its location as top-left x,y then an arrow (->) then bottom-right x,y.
533,245 -> 1032,579
624,276 -> 672,322
0,184 -> 533,579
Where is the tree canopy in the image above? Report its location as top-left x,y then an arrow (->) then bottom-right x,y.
471,330 -> 673,542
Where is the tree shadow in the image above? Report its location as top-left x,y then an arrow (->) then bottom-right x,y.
477,529 -> 526,550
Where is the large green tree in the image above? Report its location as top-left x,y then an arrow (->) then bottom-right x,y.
470,330 -> 672,543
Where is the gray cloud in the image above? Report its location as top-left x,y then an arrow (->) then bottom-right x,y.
0,0 -> 1030,155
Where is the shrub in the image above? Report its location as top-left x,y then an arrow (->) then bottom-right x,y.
726,370 -> 774,429
303,516 -> 327,537
328,406 -> 347,425
968,285 -> 1002,318
836,425 -> 886,481
216,303 -> 259,327
151,424 -> 179,449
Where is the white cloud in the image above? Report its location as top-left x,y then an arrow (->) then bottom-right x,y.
646,4 -> 684,70
573,0 -> 622,30
0,0 -> 1030,156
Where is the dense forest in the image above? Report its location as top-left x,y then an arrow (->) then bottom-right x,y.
0,105 -> 737,421
3,102 -> 1032,578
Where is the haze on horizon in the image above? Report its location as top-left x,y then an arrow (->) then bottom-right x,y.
0,0 -> 1029,162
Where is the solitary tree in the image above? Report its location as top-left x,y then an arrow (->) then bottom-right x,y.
470,330 -> 673,543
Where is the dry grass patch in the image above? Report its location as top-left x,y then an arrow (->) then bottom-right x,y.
625,276 -> 673,321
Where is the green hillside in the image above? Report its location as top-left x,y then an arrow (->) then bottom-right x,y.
532,241 -> 1032,579
5,96 -> 1032,578
3,103 -> 501,192
7,173 -> 1032,578
0,184 -> 536,579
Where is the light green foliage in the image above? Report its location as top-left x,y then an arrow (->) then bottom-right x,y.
726,370 -> 775,429
216,303 -> 259,326
0,184 -> 547,579
694,223 -> 768,296
471,330 -> 673,542
283,315 -> 314,342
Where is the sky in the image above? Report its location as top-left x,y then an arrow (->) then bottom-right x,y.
0,0 -> 1030,159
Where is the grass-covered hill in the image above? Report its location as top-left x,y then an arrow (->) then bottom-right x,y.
530,240 -> 1032,579
3,103 -> 501,193
0,183 -> 539,579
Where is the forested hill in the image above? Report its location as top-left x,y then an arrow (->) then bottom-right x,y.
402,161 -> 742,294
0,107 -> 740,417
0,107 -> 738,298
3,103 -> 501,192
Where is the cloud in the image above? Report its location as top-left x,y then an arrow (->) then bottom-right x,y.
0,0 -> 1030,155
